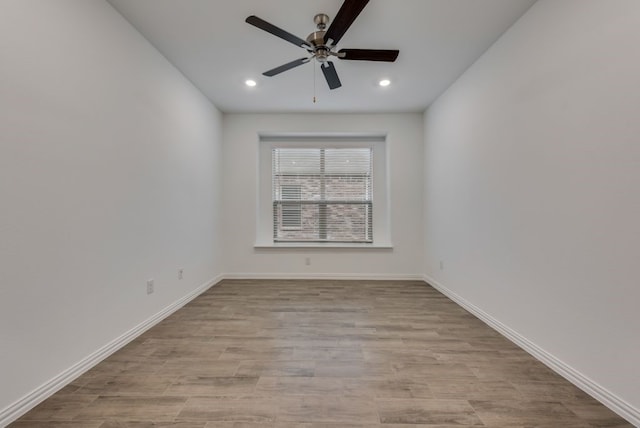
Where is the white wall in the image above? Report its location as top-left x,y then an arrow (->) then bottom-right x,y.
424,0 -> 640,422
0,0 -> 223,418
222,113 -> 424,278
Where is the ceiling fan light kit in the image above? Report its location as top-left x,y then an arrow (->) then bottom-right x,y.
245,0 -> 399,91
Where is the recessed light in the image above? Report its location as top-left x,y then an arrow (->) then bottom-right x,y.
379,79 -> 391,87
245,79 -> 257,87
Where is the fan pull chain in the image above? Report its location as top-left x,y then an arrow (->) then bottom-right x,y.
313,62 -> 317,103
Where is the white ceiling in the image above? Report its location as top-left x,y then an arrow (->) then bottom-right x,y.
107,0 -> 536,113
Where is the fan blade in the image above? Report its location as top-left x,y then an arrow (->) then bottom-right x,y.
324,0 -> 369,46
263,57 -> 310,77
338,49 -> 399,62
246,15 -> 311,49
321,61 -> 342,90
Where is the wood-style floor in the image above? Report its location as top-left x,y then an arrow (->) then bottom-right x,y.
12,279 -> 631,427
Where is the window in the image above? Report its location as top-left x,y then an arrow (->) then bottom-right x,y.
256,134 -> 390,248
272,148 -> 373,243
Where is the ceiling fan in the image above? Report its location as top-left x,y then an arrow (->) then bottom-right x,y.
245,0 -> 399,90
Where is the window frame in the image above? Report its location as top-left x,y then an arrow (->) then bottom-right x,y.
256,134 -> 392,248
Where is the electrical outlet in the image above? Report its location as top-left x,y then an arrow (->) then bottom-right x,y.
305,257 -> 311,266
178,268 -> 184,280
146,279 -> 154,294
439,261 -> 444,270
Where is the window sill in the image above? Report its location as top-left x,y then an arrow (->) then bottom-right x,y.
254,242 -> 393,249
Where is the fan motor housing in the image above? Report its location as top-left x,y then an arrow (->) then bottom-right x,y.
306,30 -> 330,62
306,30 -> 326,47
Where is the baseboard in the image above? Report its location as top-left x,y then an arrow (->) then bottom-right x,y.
422,273 -> 640,427
0,274 -> 224,427
222,272 -> 425,281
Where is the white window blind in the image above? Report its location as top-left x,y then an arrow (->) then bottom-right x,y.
280,184 -> 302,230
272,147 -> 373,243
